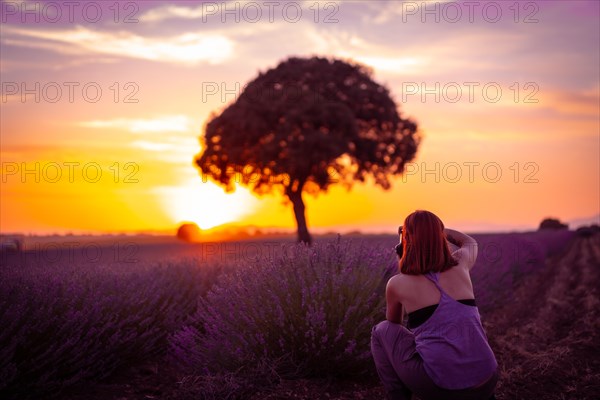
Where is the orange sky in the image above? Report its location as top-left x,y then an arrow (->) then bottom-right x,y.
1,1 -> 598,235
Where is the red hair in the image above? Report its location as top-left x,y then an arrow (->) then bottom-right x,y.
398,210 -> 458,275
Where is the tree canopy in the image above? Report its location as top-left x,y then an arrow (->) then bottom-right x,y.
195,56 -> 420,243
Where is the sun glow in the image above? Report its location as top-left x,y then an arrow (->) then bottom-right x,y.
156,179 -> 258,230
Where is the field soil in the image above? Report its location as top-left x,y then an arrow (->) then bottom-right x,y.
57,234 -> 600,399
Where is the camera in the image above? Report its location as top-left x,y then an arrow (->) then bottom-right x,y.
395,225 -> 403,257
395,242 -> 403,257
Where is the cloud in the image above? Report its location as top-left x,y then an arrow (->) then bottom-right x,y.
140,4 -> 211,22
130,136 -> 200,165
367,0 -> 456,24
78,116 -> 203,165
0,48 -> 118,72
140,0 -> 343,23
79,115 -> 195,133
353,55 -> 427,75
538,86 -> 600,118
1,25 -> 234,65
130,140 -> 174,152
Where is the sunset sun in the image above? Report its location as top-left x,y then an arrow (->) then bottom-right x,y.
157,179 -> 258,230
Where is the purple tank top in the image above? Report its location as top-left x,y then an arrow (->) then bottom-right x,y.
411,271 -> 498,390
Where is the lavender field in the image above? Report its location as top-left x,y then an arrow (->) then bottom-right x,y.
1,229 -> 597,400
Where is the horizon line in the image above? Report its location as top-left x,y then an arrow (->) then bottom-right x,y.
2,220 -> 596,238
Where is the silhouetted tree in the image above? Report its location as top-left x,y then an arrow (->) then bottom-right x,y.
576,226 -> 594,237
195,56 -> 420,243
539,218 -> 568,230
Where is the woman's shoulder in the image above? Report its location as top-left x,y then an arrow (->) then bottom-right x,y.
386,273 -> 411,303
394,271 -> 422,281
387,273 -> 412,291
387,273 -> 405,287
390,272 -> 427,293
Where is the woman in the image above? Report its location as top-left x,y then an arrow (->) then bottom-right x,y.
371,210 -> 498,400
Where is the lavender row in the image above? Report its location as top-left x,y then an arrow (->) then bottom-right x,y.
169,239 -> 396,381
0,259 -> 225,398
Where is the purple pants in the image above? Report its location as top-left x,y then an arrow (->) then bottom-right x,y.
371,320 -> 498,400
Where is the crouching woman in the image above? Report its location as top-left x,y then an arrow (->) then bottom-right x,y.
371,210 -> 498,400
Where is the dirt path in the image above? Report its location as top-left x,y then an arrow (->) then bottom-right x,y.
486,235 -> 600,400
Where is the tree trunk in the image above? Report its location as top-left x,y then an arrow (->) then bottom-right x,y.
286,189 -> 312,244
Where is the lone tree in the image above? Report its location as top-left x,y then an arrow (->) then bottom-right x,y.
195,56 -> 419,243
539,218 -> 568,230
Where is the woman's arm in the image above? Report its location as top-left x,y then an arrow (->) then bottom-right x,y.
447,240 -> 460,253
444,228 -> 475,247
444,228 -> 478,270
385,276 -> 405,324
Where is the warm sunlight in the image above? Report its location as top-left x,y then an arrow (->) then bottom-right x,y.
155,178 -> 259,230
1,2 -> 598,398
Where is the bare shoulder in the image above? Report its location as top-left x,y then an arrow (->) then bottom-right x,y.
387,274 -> 403,289
386,274 -> 407,294
387,273 -> 414,298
